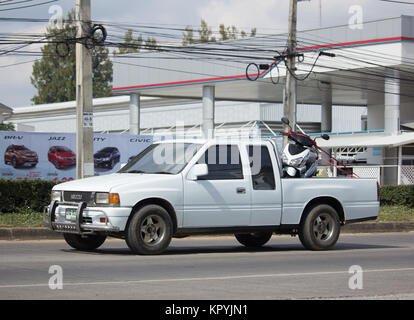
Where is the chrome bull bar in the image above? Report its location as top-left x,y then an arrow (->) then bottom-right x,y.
43,200 -> 119,234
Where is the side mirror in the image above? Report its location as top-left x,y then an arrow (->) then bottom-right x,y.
321,134 -> 330,140
281,117 -> 290,126
187,163 -> 208,181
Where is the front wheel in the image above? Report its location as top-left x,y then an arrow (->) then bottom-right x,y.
63,233 -> 106,251
298,204 -> 340,251
126,205 -> 173,255
12,157 -> 18,168
235,232 -> 273,248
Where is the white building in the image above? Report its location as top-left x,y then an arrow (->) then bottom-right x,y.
5,16 -> 414,184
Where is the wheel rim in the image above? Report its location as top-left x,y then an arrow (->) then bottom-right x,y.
312,213 -> 335,242
139,215 -> 166,246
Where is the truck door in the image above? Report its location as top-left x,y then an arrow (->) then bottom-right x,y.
247,143 -> 282,226
183,143 -> 251,227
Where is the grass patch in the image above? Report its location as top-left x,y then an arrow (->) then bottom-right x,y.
0,208 -> 43,227
377,205 -> 414,222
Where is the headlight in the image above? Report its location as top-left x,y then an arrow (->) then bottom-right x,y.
51,190 -> 62,202
95,192 -> 120,205
289,157 -> 303,167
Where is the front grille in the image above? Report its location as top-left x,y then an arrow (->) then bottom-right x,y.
63,191 -> 93,203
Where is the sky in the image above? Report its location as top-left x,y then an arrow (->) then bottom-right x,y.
2,0 -> 414,108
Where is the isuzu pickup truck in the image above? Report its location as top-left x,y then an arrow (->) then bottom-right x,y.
44,139 -> 380,255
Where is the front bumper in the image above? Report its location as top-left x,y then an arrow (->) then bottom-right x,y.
43,200 -> 130,234
94,159 -> 112,167
18,157 -> 38,166
57,160 -> 76,167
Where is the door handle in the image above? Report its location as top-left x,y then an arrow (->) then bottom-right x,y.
236,187 -> 246,194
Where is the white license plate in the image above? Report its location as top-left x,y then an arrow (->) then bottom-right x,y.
65,208 -> 77,221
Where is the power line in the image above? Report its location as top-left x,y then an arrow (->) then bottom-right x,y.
0,1 -> 34,7
379,0 -> 414,4
0,0 -> 57,11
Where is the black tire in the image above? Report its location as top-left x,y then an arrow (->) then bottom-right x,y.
298,204 -> 340,251
126,205 -> 173,255
63,233 -> 107,251
235,232 -> 273,248
12,157 -> 18,168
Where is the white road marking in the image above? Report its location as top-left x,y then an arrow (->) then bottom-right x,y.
1,267 -> 414,289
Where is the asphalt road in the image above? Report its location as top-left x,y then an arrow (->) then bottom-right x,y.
0,232 -> 413,300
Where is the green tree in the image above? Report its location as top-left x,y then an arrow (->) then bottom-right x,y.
116,29 -> 143,54
0,123 -> 15,131
219,24 -> 256,41
182,20 -> 216,45
182,26 -> 195,46
144,37 -> 159,50
199,20 -> 216,43
31,9 -> 113,104
182,20 -> 256,45
114,30 -> 159,54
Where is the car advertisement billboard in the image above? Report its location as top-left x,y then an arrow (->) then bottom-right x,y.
0,131 -> 153,180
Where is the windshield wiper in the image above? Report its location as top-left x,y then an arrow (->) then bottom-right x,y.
124,170 -> 173,174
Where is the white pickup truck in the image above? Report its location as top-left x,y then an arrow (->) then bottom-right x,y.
44,139 -> 380,255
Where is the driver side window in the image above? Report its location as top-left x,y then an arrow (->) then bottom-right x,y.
197,145 -> 243,180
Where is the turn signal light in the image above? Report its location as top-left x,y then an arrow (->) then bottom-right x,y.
109,193 -> 120,205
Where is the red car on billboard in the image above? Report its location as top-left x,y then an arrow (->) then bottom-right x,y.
48,146 -> 76,169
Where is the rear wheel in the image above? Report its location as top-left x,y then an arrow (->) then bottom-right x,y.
63,233 -> 106,251
298,204 -> 340,250
235,232 -> 273,248
126,205 -> 173,255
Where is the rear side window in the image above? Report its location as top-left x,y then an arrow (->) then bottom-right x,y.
197,145 -> 243,180
248,145 -> 275,190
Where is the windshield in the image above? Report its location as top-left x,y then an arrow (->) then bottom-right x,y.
119,142 -> 202,175
56,147 -> 72,153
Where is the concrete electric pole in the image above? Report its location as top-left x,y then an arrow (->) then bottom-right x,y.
283,0 -> 298,146
75,0 -> 94,179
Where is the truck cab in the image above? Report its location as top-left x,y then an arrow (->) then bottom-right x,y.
45,139 -> 379,254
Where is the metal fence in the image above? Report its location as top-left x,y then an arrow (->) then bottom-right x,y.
333,165 -> 414,185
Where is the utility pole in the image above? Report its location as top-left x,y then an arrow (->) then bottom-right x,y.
283,0 -> 297,146
75,0 -> 94,179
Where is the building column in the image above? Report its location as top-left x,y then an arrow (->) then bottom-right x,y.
129,93 -> 140,135
383,71 -> 401,184
202,86 -> 215,139
320,82 -> 332,132
384,70 -> 400,135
